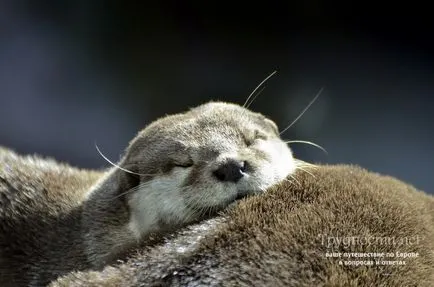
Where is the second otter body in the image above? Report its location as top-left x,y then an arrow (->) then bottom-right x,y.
0,149 -> 100,285
0,102 -> 297,286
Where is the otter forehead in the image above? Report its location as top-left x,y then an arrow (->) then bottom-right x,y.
137,101 -> 277,146
190,102 -> 271,128
190,101 -> 258,117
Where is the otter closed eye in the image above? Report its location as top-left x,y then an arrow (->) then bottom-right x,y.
173,161 -> 194,168
245,130 -> 267,146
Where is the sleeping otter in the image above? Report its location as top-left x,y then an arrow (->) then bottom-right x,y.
0,101 -> 299,286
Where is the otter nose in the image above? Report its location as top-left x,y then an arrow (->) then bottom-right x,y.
213,160 -> 246,182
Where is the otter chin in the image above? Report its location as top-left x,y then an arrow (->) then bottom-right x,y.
83,101 -> 296,267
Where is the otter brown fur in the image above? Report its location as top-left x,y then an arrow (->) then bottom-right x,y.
52,164 -> 434,287
0,147 -> 102,286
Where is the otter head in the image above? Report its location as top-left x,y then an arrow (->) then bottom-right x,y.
120,102 -> 295,239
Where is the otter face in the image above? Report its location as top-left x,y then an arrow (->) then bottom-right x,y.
124,102 -> 295,239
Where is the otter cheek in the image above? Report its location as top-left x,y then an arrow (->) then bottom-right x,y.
256,139 -> 296,181
275,141 -> 296,179
127,167 -> 192,239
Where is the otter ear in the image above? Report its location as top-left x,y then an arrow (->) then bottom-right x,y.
264,118 -> 279,135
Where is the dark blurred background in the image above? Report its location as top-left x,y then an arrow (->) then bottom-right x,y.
0,1 -> 432,193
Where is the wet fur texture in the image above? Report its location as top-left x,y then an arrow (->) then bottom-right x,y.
50,164 -> 434,287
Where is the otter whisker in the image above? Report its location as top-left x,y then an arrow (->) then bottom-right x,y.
279,87 -> 324,136
108,189 -> 134,201
183,191 -> 207,219
187,198 -> 204,219
282,178 -> 297,188
295,159 -> 318,174
296,167 -> 316,178
184,206 -> 196,223
243,70 -> 277,108
95,143 -> 155,176
191,192 -> 208,217
286,175 -> 301,188
201,205 -> 211,218
285,140 -> 328,154
245,85 -> 267,109
107,182 -> 144,201
294,159 -> 318,169
106,179 -> 166,202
